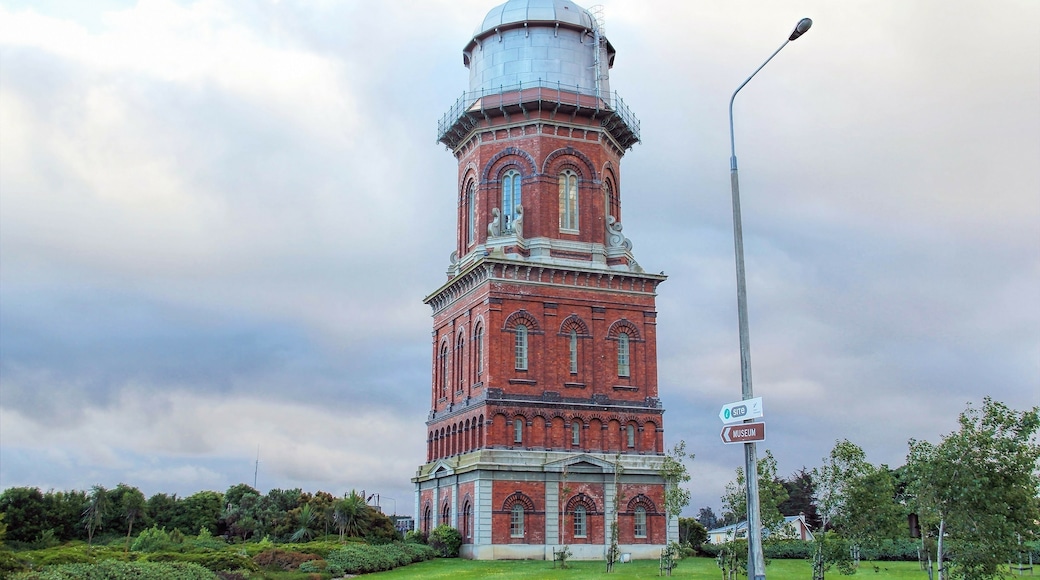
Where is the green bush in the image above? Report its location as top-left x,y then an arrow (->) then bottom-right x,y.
132,526 -> 177,553
764,540 -> 813,559
11,559 -> 216,579
404,529 -> 426,544
322,542 -> 435,576
428,525 -> 462,557
141,551 -> 259,573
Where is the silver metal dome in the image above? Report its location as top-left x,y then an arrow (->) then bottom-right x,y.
474,0 -> 599,39
464,0 -> 612,96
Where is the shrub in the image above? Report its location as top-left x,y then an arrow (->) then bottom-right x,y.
132,526 -> 176,553
764,540 -> 812,559
252,548 -> 319,570
428,525 -> 462,557
322,542 -> 435,576
404,529 -> 426,544
11,560 -> 216,580
141,551 -> 259,573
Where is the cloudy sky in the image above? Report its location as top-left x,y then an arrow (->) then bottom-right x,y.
1,0 -> 1037,517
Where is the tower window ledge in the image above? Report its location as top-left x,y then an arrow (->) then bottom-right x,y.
612,385 -> 639,392
564,382 -> 586,389
508,378 -> 538,385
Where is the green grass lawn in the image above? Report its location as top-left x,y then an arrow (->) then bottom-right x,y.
366,557 -> 930,579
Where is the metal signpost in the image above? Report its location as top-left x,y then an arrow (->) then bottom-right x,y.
726,19 -> 813,579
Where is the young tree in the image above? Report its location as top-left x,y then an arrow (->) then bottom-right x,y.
722,449 -> 788,534
834,464 -> 903,558
906,398 -> 1040,580
116,484 -> 147,552
810,439 -> 870,580
662,441 -> 694,530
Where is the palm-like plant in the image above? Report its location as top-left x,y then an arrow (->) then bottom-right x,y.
82,484 -> 109,547
289,503 -> 318,543
333,490 -> 367,541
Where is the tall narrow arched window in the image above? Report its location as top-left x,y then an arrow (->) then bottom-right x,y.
442,503 -> 451,526
634,506 -> 647,538
513,418 -> 524,444
466,181 -> 476,245
605,179 -> 619,221
617,331 -> 630,377
627,424 -> 636,448
455,334 -> 465,392
423,505 -> 432,534
502,170 -> 521,232
571,421 -> 581,446
462,501 -> 472,541
474,324 -> 484,378
573,505 -> 587,538
515,323 -> 528,370
569,328 -> 578,374
439,343 -> 449,398
558,170 -> 578,230
510,504 -> 525,537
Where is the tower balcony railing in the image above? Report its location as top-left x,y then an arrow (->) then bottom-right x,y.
437,80 -> 641,151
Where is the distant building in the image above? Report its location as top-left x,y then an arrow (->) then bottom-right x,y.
412,0 -> 672,561
707,515 -> 815,545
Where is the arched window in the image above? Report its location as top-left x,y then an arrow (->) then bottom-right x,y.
439,342 -> 449,398
627,424 -> 636,448
572,421 -> 581,446
473,323 -> 484,378
462,500 -> 472,541
573,505 -> 587,538
442,502 -> 451,526
502,170 -> 521,232
617,331 -> 630,377
605,179 -> 619,221
466,181 -> 476,245
455,334 -> 465,393
423,504 -> 432,534
634,506 -> 647,538
558,170 -> 578,230
569,328 -> 578,374
515,324 -> 528,370
510,504 -> 525,537
513,418 -> 524,444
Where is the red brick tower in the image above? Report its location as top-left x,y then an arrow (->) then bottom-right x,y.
413,0 -> 672,560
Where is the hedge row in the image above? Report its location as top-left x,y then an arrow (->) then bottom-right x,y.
299,542 -> 437,575
698,539 -> 928,562
11,559 -> 216,580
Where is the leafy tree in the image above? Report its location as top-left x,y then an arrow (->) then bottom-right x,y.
114,483 -> 147,552
174,491 -> 223,536
722,449 -> 789,534
82,484 -> 109,547
661,440 -> 693,523
146,492 -> 179,531
906,398 -> 1039,580
695,506 -> 719,531
678,517 -> 707,547
834,464 -> 904,558
810,439 -> 869,580
224,491 -> 262,541
0,487 -> 49,544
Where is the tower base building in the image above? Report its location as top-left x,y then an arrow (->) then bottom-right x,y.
414,0 -> 674,560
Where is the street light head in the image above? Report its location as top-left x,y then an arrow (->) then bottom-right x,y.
789,18 -> 813,41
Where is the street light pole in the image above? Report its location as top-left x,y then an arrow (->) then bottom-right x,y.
727,17 -> 812,580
